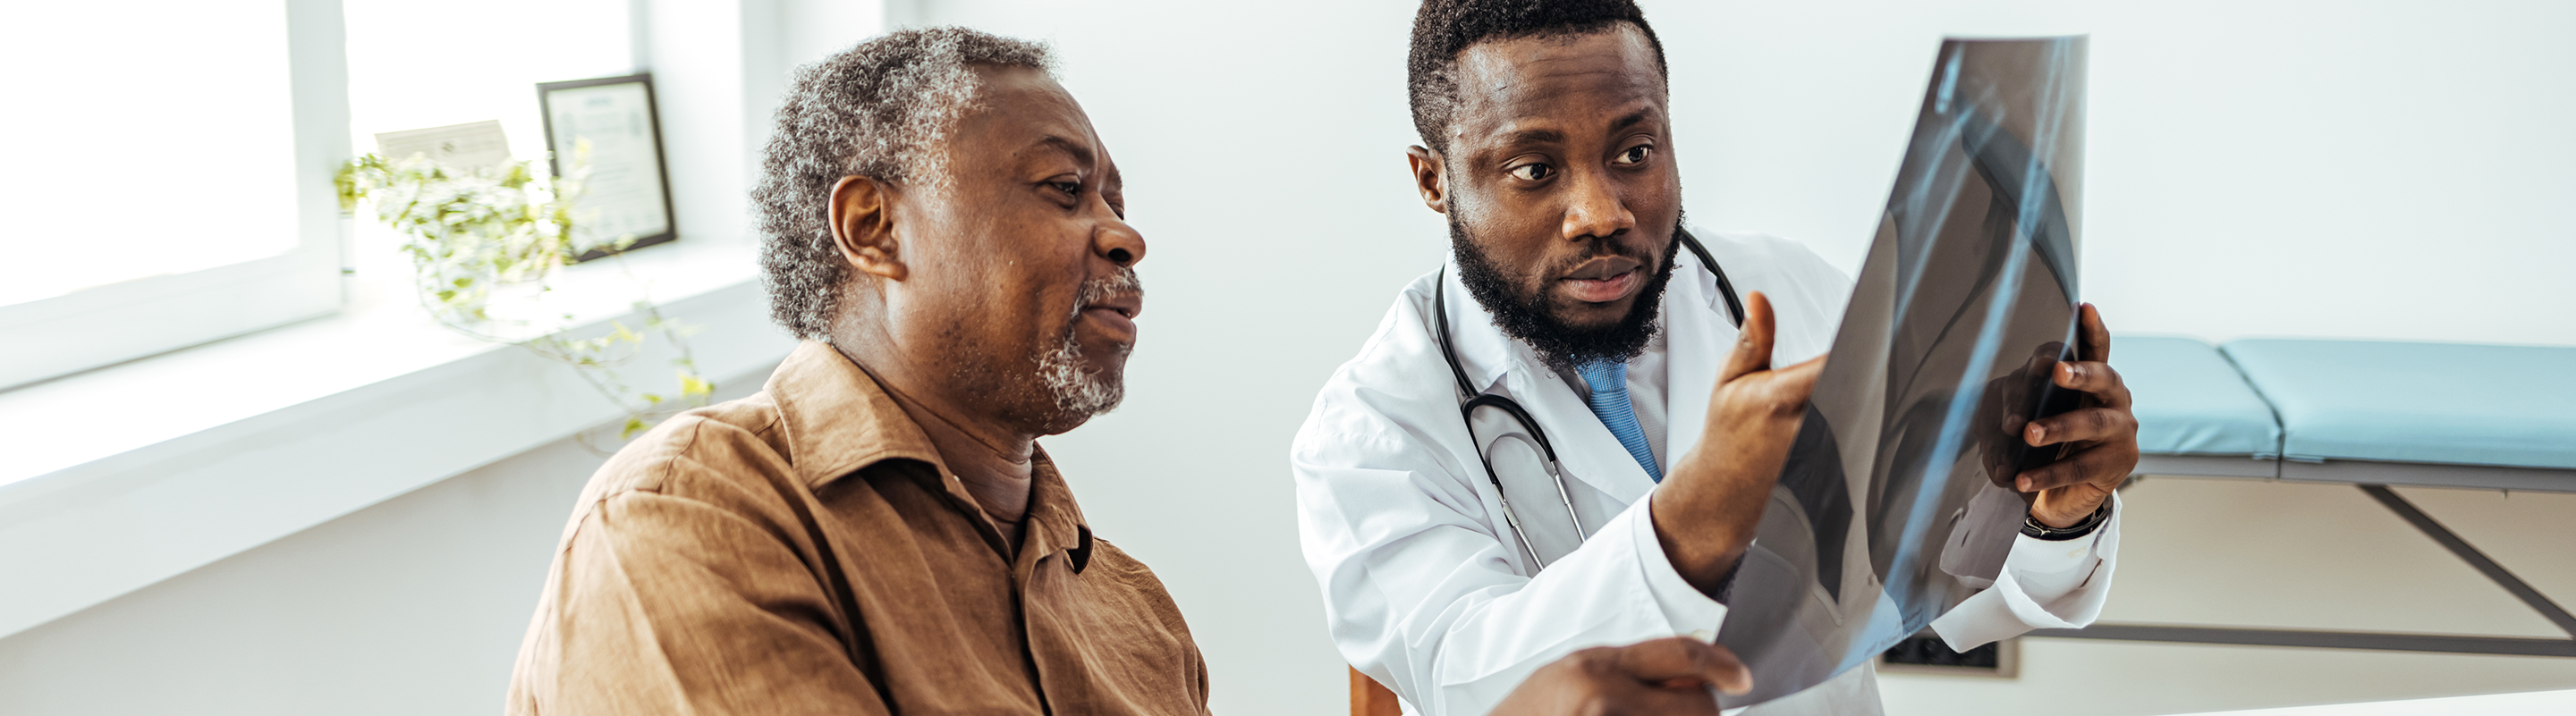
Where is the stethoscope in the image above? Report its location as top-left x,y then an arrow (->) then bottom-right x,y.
1432,230 -> 1745,570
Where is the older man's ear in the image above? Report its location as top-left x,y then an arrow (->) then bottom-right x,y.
829,175 -> 907,282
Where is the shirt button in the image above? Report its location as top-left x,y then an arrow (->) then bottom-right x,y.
1690,628 -> 1715,641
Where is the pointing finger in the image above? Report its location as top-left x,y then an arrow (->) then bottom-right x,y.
1717,291 -> 1778,384
1764,353 -> 1827,412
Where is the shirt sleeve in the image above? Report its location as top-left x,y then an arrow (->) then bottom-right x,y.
508,488 -> 890,716
1928,493 -> 2123,651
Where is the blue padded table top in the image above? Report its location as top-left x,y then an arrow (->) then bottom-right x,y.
2113,336 -> 2282,458
2222,340 -> 2576,470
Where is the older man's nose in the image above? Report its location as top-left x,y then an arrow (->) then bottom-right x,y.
1094,215 -> 1146,267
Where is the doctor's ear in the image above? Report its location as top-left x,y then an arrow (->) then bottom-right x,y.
1405,145 -> 1450,215
829,175 -> 908,282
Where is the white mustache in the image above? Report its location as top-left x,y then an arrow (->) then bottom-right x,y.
1073,269 -> 1143,314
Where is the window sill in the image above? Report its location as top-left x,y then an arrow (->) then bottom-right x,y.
0,238 -> 796,639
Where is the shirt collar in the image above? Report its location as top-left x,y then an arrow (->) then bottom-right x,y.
1021,447 -> 1093,571
767,341 -> 947,489
765,340 -> 1089,563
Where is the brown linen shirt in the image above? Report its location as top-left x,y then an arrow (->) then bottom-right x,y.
507,341 -> 1209,715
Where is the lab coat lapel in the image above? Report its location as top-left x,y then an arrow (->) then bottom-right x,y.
1664,250 -> 1737,468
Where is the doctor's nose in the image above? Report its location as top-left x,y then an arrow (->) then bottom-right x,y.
1560,169 -> 1635,243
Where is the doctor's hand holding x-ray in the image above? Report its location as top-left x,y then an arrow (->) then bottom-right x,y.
1292,2 -> 2139,714
1676,299 -> 2140,596
1649,291 -> 1823,597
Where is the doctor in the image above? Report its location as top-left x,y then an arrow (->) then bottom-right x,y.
1290,1 -> 2140,713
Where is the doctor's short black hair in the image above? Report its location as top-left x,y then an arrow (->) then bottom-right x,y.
753,27 -> 1055,341
1408,0 -> 1669,155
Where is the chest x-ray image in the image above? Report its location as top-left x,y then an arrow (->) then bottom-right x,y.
1716,36 -> 2088,708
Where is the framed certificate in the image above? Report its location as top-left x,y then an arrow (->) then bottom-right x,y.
538,73 -> 677,260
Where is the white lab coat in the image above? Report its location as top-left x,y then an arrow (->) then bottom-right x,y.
1292,230 -> 2120,715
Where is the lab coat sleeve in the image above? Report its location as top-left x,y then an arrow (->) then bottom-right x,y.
1928,493 -> 2123,651
1633,491 -> 1734,639
1295,416 -> 1726,716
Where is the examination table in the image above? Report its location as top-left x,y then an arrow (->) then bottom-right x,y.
2028,336 -> 2576,657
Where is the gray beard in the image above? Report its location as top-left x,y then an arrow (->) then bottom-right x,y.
1035,269 -> 1140,419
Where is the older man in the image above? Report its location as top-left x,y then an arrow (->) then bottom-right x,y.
507,26 -> 1760,716
504,27 -> 1191,715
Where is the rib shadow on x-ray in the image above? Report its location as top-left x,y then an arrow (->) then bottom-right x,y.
1716,36 -> 2088,708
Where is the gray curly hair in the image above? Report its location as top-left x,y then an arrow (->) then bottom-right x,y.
754,27 -> 1055,340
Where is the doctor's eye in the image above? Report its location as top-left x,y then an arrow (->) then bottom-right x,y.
1614,145 -> 1653,166
1049,181 -> 1084,198
1509,163 -> 1554,181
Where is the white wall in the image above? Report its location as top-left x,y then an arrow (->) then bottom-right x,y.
0,361 -> 781,716
902,2 -> 2576,714
919,1 -> 2576,353
1649,0 -> 2576,346
0,359 -> 785,716
0,421 -> 607,715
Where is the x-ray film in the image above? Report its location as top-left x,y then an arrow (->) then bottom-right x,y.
1715,36 -> 2087,707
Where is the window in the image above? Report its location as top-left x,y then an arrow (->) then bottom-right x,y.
0,0 -> 346,390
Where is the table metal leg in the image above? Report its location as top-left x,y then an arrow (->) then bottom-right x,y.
2026,484 -> 2576,657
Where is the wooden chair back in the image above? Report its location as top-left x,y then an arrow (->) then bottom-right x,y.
1350,667 -> 1402,716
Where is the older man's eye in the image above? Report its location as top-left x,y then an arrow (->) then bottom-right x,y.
1051,181 -> 1083,198
1509,163 -> 1553,181
1614,145 -> 1652,165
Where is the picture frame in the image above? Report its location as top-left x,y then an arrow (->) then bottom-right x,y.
537,73 -> 678,261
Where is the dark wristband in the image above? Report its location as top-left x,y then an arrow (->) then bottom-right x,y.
2021,501 -> 2112,541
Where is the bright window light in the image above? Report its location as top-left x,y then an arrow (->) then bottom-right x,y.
0,0 -> 344,391
342,0 -> 634,166
0,1 -> 301,307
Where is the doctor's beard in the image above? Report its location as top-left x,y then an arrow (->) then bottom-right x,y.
1034,268 -> 1141,423
1450,212 -> 1682,374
